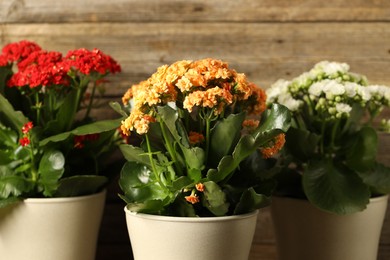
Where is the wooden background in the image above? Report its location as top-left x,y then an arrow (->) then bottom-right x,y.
1,0 -> 390,259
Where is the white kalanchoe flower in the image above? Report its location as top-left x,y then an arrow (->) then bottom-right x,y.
308,79 -> 345,100
335,103 -> 352,117
266,79 -> 290,103
290,72 -> 316,93
381,119 -> 390,133
313,61 -> 350,77
344,82 -> 359,98
356,85 -> 372,102
278,94 -> 303,112
368,85 -> 390,104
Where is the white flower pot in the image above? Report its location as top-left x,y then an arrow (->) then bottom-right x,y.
271,195 -> 388,260
124,207 -> 259,260
0,190 -> 106,260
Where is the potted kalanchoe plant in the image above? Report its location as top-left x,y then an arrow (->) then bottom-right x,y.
0,40 -> 122,260
113,58 -> 290,260
267,61 -> 390,260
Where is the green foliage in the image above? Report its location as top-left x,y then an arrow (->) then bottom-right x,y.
118,104 -> 291,216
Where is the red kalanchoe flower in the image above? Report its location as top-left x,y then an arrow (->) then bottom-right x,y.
73,134 -> 100,149
0,55 -> 8,66
65,48 -> 121,76
7,51 -> 69,88
1,40 -> 42,63
21,121 -> 34,134
19,136 -> 31,147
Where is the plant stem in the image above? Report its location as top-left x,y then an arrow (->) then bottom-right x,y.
145,134 -> 162,185
34,92 -> 41,127
320,120 -> 326,155
205,116 -> 211,164
330,119 -> 340,152
159,120 -> 182,175
84,80 -> 97,120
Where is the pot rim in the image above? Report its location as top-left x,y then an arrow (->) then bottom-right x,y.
23,189 -> 106,204
272,194 -> 389,204
124,206 -> 259,223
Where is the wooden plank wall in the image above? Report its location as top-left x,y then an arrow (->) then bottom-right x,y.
1,0 -> 390,259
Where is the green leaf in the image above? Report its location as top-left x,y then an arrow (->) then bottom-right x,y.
345,126 -> 378,172
207,104 -> 290,182
125,199 -> 166,214
54,175 -> 108,197
40,118 -> 122,146
44,89 -> 78,134
38,150 -> 65,197
234,188 -> 270,215
0,196 -> 21,208
158,105 -> 183,144
303,159 -> 370,215
0,93 -> 28,132
358,163 -> 390,194
209,112 -> 245,166
285,127 -> 321,161
119,144 -> 152,167
202,181 -> 229,216
172,176 -> 193,190
181,146 -> 205,171
119,161 -> 168,203
0,175 -> 32,199
0,66 -> 13,95
109,101 -> 128,118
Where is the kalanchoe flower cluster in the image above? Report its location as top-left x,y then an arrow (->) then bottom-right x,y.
117,58 -> 290,217
0,40 -> 123,204
267,61 -> 390,123
268,61 -> 390,215
19,121 -> 34,147
121,58 -> 267,137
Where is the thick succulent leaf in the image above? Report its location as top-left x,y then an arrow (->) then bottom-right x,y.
157,105 -> 183,145
172,176 -> 193,190
253,103 -> 291,137
345,126 -> 378,172
0,175 -> 32,199
0,196 -> 21,208
285,127 -> 321,161
109,101 -> 129,118
0,93 -> 28,133
181,146 -> 205,172
209,112 -> 245,166
202,181 -> 229,216
119,144 -> 152,167
0,66 -> 13,95
158,106 -> 204,168
54,175 -> 108,197
303,159 -> 370,215
44,90 -> 78,134
233,188 -> 270,215
125,199 -> 166,214
358,163 -> 390,194
40,118 -> 122,146
38,150 -> 65,197
119,161 -> 169,203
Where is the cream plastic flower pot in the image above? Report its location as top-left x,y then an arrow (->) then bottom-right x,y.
124,207 -> 259,260
0,189 -> 106,260
271,195 -> 388,260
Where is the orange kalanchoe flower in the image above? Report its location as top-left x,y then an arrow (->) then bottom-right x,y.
195,183 -> 205,192
242,119 -> 260,129
188,131 -> 205,145
260,133 -> 286,159
185,194 -> 200,204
